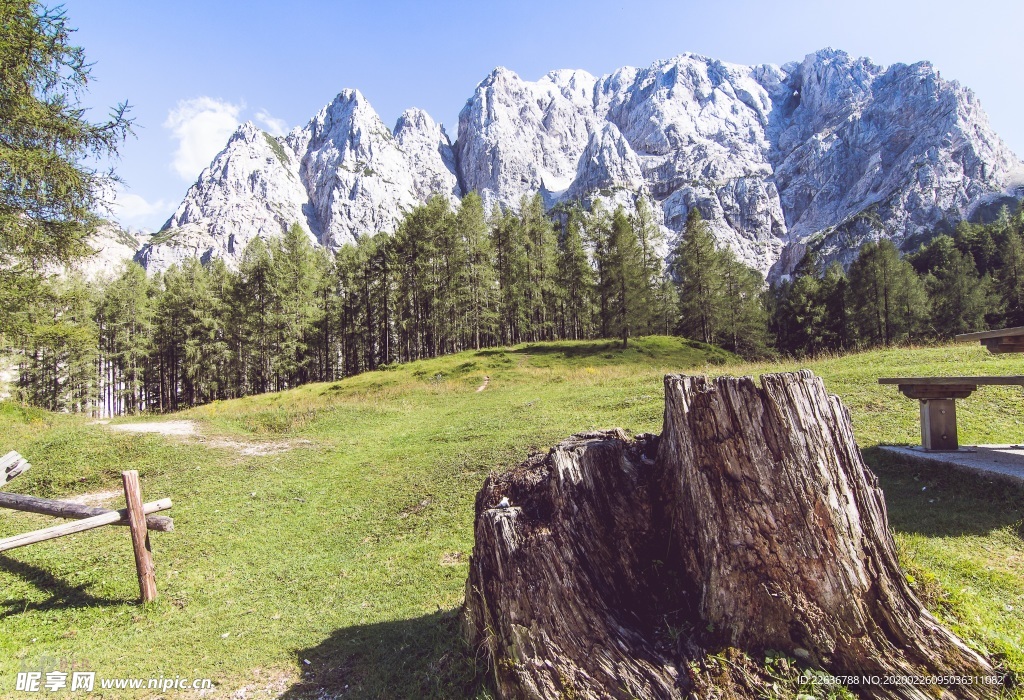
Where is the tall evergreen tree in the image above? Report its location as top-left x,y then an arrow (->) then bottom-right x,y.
631,196 -> 666,334
235,237 -> 277,395
95,262 -> 153,414
491,207 -> 529,345
651,275 -> 679,336
0,1 -> 132,336
271,223 -> 323,387
768,252 -> 825,356
673,208 -> 722,344
16,274 -> 96,411
818,262 -> 853,352
520,194 -> 558,341
458,192 -> 497,349
926,247 -> 990,337
555,203 -> 595,340
156,259 -> 230,407
847,240 -> 927,346
606,207 -> 645,347
998,227 -> 1024,327
718,249 -> 769,357
585,202 -> 615,338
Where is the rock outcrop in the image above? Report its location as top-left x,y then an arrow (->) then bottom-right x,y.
139,49 -> 1022,277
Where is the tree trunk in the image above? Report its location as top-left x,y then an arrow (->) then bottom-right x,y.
464,371 -> 1002,699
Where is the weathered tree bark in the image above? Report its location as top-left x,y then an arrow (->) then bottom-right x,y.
464,430 -> 679,698
464,372 -> 1002,700
0,492 -> 174,532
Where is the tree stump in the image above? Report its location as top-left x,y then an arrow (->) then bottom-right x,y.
464,372 -> 1002,699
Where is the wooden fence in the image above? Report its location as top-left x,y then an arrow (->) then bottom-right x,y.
0,451 -> 173,603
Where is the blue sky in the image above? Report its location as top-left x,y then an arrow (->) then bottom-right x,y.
67,0 -> 1024,231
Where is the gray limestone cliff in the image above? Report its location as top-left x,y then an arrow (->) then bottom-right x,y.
138,49 -> 1022,278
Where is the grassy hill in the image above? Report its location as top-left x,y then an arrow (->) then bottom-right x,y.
0,337 -> 1021,698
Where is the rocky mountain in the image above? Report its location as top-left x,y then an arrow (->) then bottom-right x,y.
138,48 -> 1023,278
49,222 -> 150,280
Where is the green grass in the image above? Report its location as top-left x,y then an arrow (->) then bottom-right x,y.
263,132 -> 290,168
0,337 -> 1022,698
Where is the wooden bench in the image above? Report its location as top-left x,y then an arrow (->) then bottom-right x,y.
1,451 -> 31,484
956,326 -> 1024,353
878,376 -> 1024,451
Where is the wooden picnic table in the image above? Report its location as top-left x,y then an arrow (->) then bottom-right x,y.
878,327 -> 1024,452
878,376 -> 1024,451
956,325 -> 1024,353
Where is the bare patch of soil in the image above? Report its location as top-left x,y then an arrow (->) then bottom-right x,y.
440,551 -> 465,566
203,438 -> 307,457
109,420 -> 197,436
104,420 -> 309,457
62,490 -> 120,507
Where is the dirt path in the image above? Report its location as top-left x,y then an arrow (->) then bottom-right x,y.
106,420 -> 305,456
109,420 -> 196,436
476,376 -> 490,392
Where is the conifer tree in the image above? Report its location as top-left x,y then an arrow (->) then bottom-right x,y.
585,202 -> 614,338
308,247 -> 336,379
606,207 -> 645,347
352,235 -> 388,370
333,242 -> 362,374
768,252 -> 825,356
953,220 -> 997,275
926,247 -> 990,337
651,275 -> 680,336
818,261 -> 853,352
16,275 -> 96,411
491,207 -> 528,345
630,196 -> 665,334
369,235 -> 396,365
271,223 -> 323,387
520,194 -> 558,341
718,249 -> 769,357
847,240 -> 927,346
673,208 -> 722,344
96,262 -> 153,414
998,228 -> 1024,327
156,259 -> 229,407
392,198 -> 450,359
0,1 -> 132,336
458,192 -> 497,349
235,237 -> 277,395
432,196 -> 465,353
555,203 -> 595,340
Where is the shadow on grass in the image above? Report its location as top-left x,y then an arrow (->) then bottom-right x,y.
0,554 -> 126,619
863,446 -> 1024,538
280,607 -> 493,700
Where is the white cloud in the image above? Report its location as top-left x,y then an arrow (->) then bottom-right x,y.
107,188 -> 174,231
255,109 -> 290,137
164,97 -> 243,181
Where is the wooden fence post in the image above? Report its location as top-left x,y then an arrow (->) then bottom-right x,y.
122,470 -> 157,603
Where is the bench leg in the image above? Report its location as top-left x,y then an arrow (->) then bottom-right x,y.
919,399 -> 958,451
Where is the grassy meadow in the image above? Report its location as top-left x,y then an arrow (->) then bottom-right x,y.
0,337 -> 1022,698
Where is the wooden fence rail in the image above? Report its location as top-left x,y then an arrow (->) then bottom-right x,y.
0,455 -> 172,603
1,450 -> 31,484
0,498 -> 172,552
0,492 -> 173,532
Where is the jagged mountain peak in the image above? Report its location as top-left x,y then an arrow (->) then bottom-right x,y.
227,120 -> 264,143
394,107 -> 460,204
138,48 -> 1022,278
295,88 -> 390,152
394,107 -> 441,135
